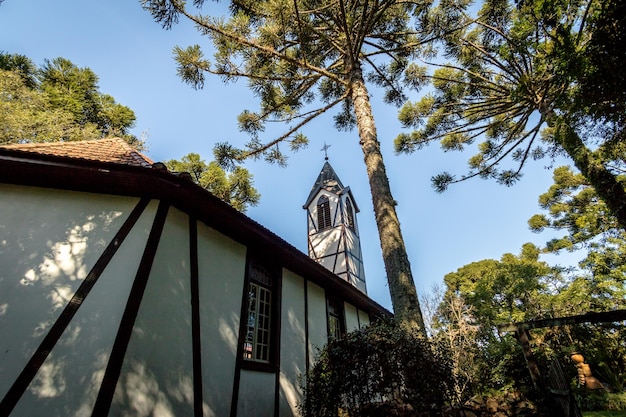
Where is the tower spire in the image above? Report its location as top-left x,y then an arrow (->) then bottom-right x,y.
303,159 -> 367,293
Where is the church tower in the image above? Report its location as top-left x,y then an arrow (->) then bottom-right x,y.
303,156 -> 367,293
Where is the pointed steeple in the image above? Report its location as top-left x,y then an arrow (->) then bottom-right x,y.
303,159 -> 366,293
303,161 -> 346,209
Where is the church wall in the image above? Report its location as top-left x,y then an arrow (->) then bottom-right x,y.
306,282 -> 328,367
358,309 -> 371,327
0,183 -> 146,406
0,163 -> 387,417
109,206 -> 195,416
344,302 -> 360,332
197,221 -> 247,417
236,370 -> 276,417
5,193 -> 159,417
278,270 -> 306,417
310,228 -> 342,256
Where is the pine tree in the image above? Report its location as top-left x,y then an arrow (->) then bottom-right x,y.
142,0 -> 434,333
395,0 -> 626,229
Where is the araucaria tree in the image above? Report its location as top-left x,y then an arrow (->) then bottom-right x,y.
0,53 -> 141,148
166,152 -> 260,212
395,0 -> 626,230
142,0 -> 433,333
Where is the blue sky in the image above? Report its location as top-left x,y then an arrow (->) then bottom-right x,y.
0,0 -> 576,311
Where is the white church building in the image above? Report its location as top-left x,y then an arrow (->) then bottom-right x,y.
0,138 -> 390,417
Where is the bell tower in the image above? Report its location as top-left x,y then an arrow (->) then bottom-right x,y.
303,155 -> 367,293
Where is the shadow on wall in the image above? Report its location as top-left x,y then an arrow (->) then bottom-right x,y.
0,185 -> 142,414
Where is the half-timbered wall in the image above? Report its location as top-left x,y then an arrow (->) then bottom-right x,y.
0,183 -> 371,417
306,189 -> 366,293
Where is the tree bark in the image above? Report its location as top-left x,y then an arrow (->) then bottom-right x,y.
349,67 -> 426,335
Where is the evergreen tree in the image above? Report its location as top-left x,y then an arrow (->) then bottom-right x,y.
395,0 -> 626,230
0,69 -> 99,143
0,52 -> 142,148
528,166 -> 626,312
38,57 -> 140,147
142,0 -> 435,332
0,52 -> 38,88
166,153 -> 260,212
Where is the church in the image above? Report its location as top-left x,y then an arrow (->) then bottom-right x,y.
0,138 -> 390,417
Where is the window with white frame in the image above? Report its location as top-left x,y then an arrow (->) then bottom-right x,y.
243,260 -> 273,363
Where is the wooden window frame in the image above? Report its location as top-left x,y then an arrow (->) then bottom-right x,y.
317,195 -> 332,231
327,297 -> 346,341
240,255 -> 281,373
345,198 -> 355,231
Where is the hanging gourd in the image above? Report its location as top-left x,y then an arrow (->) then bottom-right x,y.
570,352 -> 605,390
570,352 -> 584,364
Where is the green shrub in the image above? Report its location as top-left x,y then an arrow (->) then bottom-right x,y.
299,320 -> 454,417
574,389 -> 626,412
605,392 -> 626,411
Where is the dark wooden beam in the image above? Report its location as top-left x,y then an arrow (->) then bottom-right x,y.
499,309 -> 626,333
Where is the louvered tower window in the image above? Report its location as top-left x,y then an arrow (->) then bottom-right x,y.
317,195 -> 332,230
346,199 -> 355,230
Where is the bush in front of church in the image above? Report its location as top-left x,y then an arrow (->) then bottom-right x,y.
299,319 -> 454,417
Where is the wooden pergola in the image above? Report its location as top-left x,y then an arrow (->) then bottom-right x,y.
498,309 -> 626,389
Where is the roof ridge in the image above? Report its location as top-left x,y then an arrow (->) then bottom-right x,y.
0,138 -> 154,168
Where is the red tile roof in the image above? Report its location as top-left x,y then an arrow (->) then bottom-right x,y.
0,138 -> 154,168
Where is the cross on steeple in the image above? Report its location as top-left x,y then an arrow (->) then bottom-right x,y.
303,158 -> 367,293
320,143 -> 331,160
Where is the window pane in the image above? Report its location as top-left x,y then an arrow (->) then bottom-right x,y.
243,284 -> 258,360
329,315 -> 341,341
243,281 -> 272,363
328,298 -> 344,341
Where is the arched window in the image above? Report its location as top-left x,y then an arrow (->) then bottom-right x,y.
346,199 -> 355,230
317,195 -> 332,230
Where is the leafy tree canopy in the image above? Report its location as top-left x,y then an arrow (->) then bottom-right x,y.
431,164 -> 626,398
395,0 -> 626,229
165,153 -> 260,212
0,52 -> 142,148
528,166 -> 624,252
443,243 -> 553,328
576,0 -> 626,124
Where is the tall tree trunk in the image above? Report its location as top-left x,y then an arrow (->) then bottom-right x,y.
551,115 -> 626,230
349,67 -> 426,335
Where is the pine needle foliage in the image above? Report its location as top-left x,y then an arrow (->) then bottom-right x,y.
394,0 -> 626,230
141,0 -> 439,333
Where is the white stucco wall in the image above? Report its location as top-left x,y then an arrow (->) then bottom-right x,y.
358,309 -> 370,328
8,198 -> 159,417
109,206 -> 194,416
0,184 -> 145,406
1,181 -> 378,416
237,370 -> 275,417
197,222 -> 247,417
278,270 -> 306,417
306,282 -> 327,366
344,302 -> 360,332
